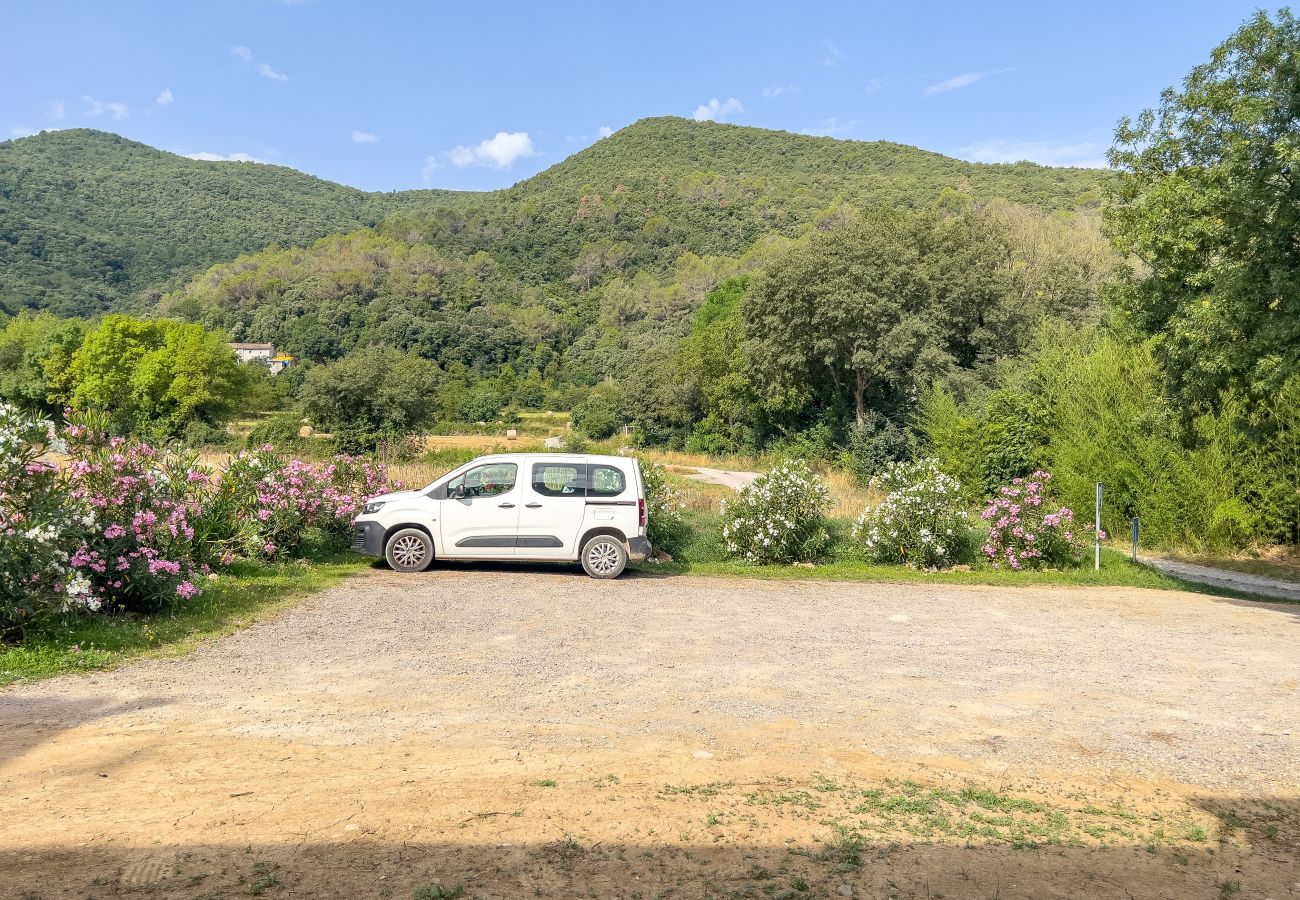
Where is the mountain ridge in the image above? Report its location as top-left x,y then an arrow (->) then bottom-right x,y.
0,118 -> 1108,315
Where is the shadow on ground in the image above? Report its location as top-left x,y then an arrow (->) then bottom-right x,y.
3,817 -> 1297,900
0,695 -> 171,767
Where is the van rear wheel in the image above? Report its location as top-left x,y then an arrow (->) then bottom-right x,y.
385,528 -> 433,573
581,535 -> 627,579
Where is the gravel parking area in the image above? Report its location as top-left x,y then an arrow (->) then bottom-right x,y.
3,567 -> 1297,898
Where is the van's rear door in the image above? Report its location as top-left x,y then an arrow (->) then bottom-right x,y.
517,458 -> 587,559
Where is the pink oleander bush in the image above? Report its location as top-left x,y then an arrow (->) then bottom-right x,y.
1,406 -> 398,638
61,417 -> 213,612
214,446 -> 395,559
980,471 -> 1099,570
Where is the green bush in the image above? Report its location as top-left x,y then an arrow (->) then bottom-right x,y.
182,419 -> 235,450
840,411 -> 915,482
246,413 -> 305,450
638,459 -> 688,557
571,384 -> 626,440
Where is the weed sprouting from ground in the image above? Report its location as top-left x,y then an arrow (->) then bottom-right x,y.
412,883 -> 465,900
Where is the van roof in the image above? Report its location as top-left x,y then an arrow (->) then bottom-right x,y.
470,452 -> 638,465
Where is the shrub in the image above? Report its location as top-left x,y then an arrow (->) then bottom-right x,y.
215,446 -> 395,558
183,418 -> 236,450
721,459 -> 831,564
571,385 -> 626,440
853,458 -> 976,568
3,409 -> 402,636
246,412 -> 305,450
61,413 -> 212,612
638,460 -> 688,556
0,404 -> 91,638
841,411 -> 915,482
979,471 -> 1089,570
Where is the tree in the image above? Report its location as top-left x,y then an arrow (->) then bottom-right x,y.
0,311 -> 85,414
66,315 -> 248,435
571,383 -> 627,439
1106,9 -> 1300,409
744,212 -> 950,427
299,346 -> 441,451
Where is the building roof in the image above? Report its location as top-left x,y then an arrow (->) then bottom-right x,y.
230,342 -> 274,350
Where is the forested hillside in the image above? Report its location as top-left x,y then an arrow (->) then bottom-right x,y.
1,118 -> 1105,317
0,129 -> 466,316
382,116 -> 1108,284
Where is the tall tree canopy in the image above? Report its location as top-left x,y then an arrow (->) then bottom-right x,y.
66,315 -> 249,434
1106,9 -> 1300,409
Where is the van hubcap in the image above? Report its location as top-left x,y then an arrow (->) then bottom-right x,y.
392,535 -> 427,568
587,541 -> 620,575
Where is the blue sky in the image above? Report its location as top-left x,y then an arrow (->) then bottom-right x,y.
0,1 -> 1274,193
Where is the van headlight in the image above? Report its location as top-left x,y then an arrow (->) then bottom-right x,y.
363,500 -> 386,515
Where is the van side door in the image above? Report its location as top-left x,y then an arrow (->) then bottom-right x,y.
438,461 -> 521,557
517,459 -> 588,559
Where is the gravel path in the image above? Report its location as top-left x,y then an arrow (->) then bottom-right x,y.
5,568 -> 1297,792
1141,554 -> 1300,602
672,465 -> 759,490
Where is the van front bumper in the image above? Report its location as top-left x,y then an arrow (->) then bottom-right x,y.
352,520 -> 385,556
627,536 -> 652,561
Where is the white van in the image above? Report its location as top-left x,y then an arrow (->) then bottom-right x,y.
352,453 -> 651,578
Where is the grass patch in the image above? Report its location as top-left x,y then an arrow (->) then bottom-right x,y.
0,553 -> 370,686
412,883 -> 466,900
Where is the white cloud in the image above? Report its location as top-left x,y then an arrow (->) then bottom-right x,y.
822,40 -> 845,67
800,117 -> 861,137
156,88 -> 174,107
46,100 -> 66,120
231,46 -> 288,82
864,78 -> 886,95
442,131 -> 535,169
185,151 -> 267,163
9,126 -> 38,138
692,97 -> 743,122
923,67 -> 1015,96
420,155 -> 442,182
83,95 -> 129,119
955,138 -> 1109,169
255,62 -> 288,82
761,84 -> 799,98
597,125 -> 614,139
351,129 -> 379,143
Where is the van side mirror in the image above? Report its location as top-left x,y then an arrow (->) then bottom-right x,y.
449,483 -> 466,500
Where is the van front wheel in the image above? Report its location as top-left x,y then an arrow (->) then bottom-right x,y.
581,535 -> 627,579
385,528 -> 434,573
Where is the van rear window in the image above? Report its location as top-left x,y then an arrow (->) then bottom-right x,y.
588,464 -> 626,497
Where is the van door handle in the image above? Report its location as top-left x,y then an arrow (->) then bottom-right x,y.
498,502 -> 515,508
525,502 -> 543,508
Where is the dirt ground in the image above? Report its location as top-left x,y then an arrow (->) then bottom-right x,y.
2,567 -> 1298,899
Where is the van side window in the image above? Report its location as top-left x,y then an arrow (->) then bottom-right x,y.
588,464 -> 626,497
532,463 -> 583,497
447,463 -> 517,498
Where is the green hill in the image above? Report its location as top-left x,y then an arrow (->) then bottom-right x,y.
0,119 -> 1106,317
0,129 -> 465,315
382,116 -> 1107,283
